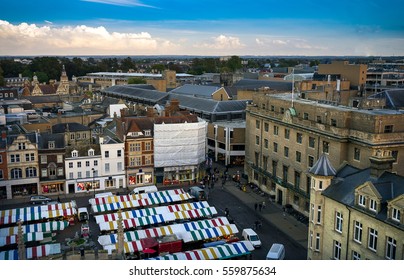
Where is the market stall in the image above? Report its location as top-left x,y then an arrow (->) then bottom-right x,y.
147,241 -> 254,260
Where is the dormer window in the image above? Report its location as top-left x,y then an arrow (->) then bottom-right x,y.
369,199 -> 377,212
72,150 -> 78,157
48,141 -> 55,149
144,130 -> 151,136
88,149 -> 94,156
358,194 -> 366,207
392,208 -> 401,222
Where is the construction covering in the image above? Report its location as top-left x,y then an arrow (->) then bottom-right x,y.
154,119 -> 206,168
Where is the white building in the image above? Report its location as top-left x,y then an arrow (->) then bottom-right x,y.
153,115 -> 207,184
64,148 -> 102,195
99,136 -> 126,190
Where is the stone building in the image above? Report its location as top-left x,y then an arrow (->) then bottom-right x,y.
244,93 -> 404,217
308,150 -> 404,260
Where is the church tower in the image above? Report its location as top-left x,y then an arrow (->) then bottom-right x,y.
56,65 -> 69,95
307,153 -> 336,260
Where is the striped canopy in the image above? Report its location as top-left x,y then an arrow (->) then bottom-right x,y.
0,221 -> 69,237
0,243 -> 61,260
0,232 -> 44,246
180,224 -> 238,243
97,217 -> 231,246
147,241 -> 254,260
0,202 -> 76,226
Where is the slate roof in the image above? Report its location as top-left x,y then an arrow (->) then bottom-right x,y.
7,132 -> 38,146
233,79 -> 292,92
102,85 -> 168,103
368,89 -> 404,109
52,122 -> 90,133
322,167 -> 404,224
309,153 -> 337,177
166,93 -> 247,114
169,84 -> 222,99
24,95 -> 63,104
37,132 -> 65,149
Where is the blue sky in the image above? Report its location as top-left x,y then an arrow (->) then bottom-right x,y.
1,0 -> 403,56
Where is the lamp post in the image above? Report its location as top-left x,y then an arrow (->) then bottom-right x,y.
92,168 -> 96,198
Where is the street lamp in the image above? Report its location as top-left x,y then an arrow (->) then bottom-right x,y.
92,168 -> 96,198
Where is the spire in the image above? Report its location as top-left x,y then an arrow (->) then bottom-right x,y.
309,153 -> 336,177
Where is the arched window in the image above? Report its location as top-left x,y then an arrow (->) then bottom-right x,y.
11,168 -> 22,179
26,167 -> 37,178
48,163 -> 57,178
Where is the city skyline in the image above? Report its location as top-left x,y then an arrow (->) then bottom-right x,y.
1,0 -> 404,57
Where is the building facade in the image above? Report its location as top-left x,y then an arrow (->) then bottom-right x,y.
154,114 -> 207,185
38,133 -> 66,195
308,150 -> 404,260
5,134 -> 39,199
115,116 -> 155,188
244,93 -> 404,217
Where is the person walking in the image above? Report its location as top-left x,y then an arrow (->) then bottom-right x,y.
258,202 -> 263,212
224,208 -> 229,217
262,201 -> 266,210
254,203 -> 258,211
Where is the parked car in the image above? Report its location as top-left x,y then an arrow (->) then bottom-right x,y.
266,243 -> 285,260
242,228 -> 262,248
30,195 -> 52,204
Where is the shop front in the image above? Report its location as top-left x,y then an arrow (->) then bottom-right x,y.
76,179 -> 99,193
11,182 -> 38,198
40,182 -> 65,194
128,168 -> 153,187
0,185 -> 6,199
163,166 -> 198,186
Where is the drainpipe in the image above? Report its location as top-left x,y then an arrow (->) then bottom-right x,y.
345,205 -> 351,260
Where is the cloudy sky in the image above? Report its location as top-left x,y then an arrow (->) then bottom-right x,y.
1,0 -> 403,56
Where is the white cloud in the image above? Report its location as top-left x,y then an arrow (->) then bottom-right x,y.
81,0 -> 155,8
196,35 -> 245,50
0,20 -> 177,55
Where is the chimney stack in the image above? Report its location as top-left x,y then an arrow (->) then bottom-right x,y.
369,149 -> 395,178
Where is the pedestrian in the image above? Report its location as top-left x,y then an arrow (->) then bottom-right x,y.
254,203 -> 258,211
258,203 -> 262,212
57,196 -> 61,203
262,201 -> 266,210
254,220 -> 259,230
224,208 -> 229,217
221,180 -> 225,189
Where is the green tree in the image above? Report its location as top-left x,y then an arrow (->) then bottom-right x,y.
151,64 -> 165,73
128,77 -> 146,84
34,71 -> 49,83
225,56 -> 242,72
120,57 -> 136,72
